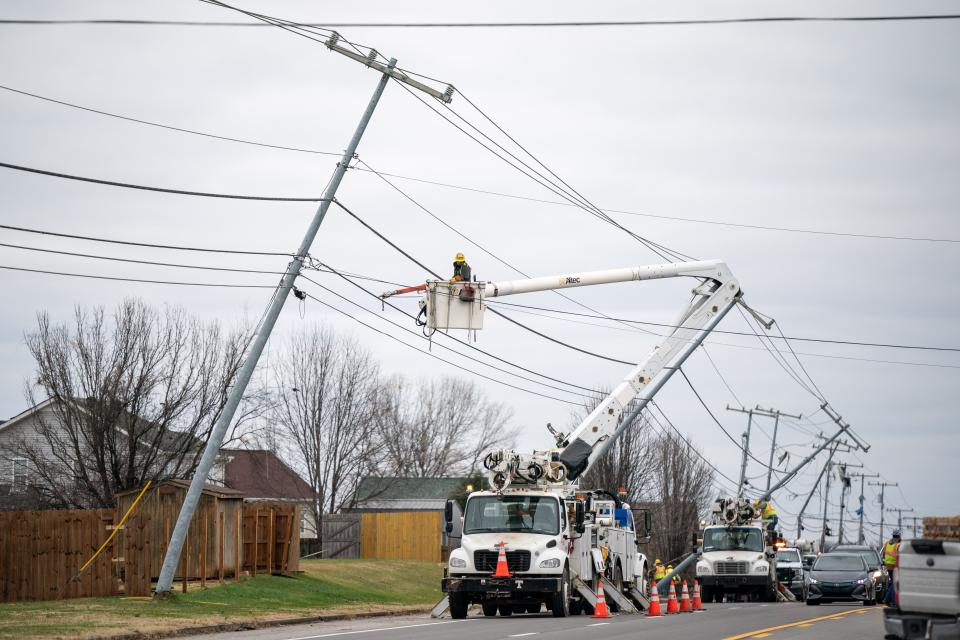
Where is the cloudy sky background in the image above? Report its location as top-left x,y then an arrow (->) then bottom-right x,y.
1,0 -> 958,542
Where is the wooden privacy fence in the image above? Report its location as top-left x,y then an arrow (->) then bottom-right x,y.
321,514 -> 360,559
0,509 -> 117,602
0,499 -> 300,601
360,512 -> 442,563
240,502 -> 300,576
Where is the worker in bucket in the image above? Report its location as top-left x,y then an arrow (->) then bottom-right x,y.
451,252 -> 471,282
883,529 -> 902,605
756,498 -> 779,532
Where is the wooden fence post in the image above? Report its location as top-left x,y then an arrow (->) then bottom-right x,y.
201,512 -> 208,589
218,511 -> 225,584
234,510 -> 241,580
252,507 -> 258,578
267,509 -> 275,576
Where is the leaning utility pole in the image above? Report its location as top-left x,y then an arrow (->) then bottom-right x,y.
797,442 -> 839,540
870,481 -> 898,548
753,406 -> 802,494
154,35 -> 453,596
887,507 -> 914,538
820,458 -> 837,551
849,472 -> 879,544
726,406 -> 754,497
835,461 -> 863,545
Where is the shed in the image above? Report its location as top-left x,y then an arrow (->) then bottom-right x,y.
116,479 -> 245,581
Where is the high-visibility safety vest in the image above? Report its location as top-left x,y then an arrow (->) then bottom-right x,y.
654,565 -> 666,580
884,541 -> 900,567
760,502 -> 777,519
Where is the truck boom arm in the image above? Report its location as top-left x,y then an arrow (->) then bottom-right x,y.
478,259 -> 741,490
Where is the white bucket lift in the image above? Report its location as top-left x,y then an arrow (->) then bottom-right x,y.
421,280 -> 487,331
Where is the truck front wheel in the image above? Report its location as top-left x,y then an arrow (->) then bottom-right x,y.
481,602 -> 498,617
551,569 -> 571,617
449,593 -> 469,619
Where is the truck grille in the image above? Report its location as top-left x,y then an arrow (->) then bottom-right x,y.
715,561 -> 750,575
474,550 -> 532,572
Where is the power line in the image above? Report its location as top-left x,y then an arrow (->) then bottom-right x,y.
482,299 -> 960,354
0,240 -> 405,287
300,269 -> 599,396
358,159 -> 658,337
0,84 -> 341,156
678,366 -> 777,472
300,289 -> 584,405
0,264 -> 276,288
0,223 -> 291,256
0,160 -> 326,201
350,167 -> 960,245
332,198 -> 636,366
6,14 -> 960,27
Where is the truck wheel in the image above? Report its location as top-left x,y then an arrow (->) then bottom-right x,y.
481,602 -> 498,617
609,564 -> 624,613
498,604 -> 513,616
526,603 -> 541,614
449,594 -> 469,619
551,569 -> 571,617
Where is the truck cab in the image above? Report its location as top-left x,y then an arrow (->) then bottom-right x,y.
443,490 -> 579,618
697,524 -> 775,602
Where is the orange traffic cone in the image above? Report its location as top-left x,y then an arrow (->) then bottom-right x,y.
666,581 -> 679,614
491,541 -> 511,578
646,581 -> 662,617
591,581 -> 611,618
692,580 -> 704,611
679,580 -> 692,613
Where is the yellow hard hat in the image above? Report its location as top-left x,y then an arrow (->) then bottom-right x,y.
454,252 -> 466,262
655,559 -> 662,564
667,565 -> 673,569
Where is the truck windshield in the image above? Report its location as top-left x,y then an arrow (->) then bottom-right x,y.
464,495 -> 560,535
776,549 -> 801,563
703,527 -> 764,552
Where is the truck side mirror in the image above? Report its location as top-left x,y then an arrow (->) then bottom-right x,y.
444,500 -> 454,534
692,531 -> 699,547
575,501 -> 585,534
644,511 -> 652,537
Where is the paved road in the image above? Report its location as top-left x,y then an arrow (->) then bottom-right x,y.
182,602 -> 887,640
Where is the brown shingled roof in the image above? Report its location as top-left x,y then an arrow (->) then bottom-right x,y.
222,449 -> 315,501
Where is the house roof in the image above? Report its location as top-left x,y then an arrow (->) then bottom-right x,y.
351,498 -> 449,511
222,449 -> 315,501
355,476 -> 465,502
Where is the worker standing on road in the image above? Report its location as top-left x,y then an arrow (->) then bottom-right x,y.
667,564 -> 680,586
883,529 -> 902,606
653,559 -> 666,581
451,252 -> 471,282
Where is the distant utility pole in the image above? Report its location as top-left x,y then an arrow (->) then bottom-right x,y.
752,406 -> 802,494
887,507 -> 915,538
834,461 -> 862,545
726,406 -> 754,497
870,481 -> 898,547
154,35 -> 454,596
848,472 -> 880,544
903,515 -> 924,539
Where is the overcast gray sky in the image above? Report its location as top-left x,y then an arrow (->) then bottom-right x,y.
1,0 -> 957,541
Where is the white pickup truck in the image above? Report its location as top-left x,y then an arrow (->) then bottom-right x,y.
884,538 -> 960,640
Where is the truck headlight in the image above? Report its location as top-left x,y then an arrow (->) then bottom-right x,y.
696,563 -> 711,575
809,578 -> 819,585
450,557 -> 467,568
872,570 -> 882,579
539,558 -> 561,569
754,563 -> 769,573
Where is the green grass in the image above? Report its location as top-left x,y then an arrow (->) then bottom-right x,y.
0,559 -> 442,639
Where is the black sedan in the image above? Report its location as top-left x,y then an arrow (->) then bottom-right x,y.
806,553 -> 877,605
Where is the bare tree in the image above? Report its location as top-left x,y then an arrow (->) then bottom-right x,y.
375,375 -> 516,477
271,324 -> 381,527
574,392 -> 653,502
17,299 -> 257,509
646,429 -> 715,566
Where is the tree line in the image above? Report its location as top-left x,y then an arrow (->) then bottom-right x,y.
4,298 -> 714,563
